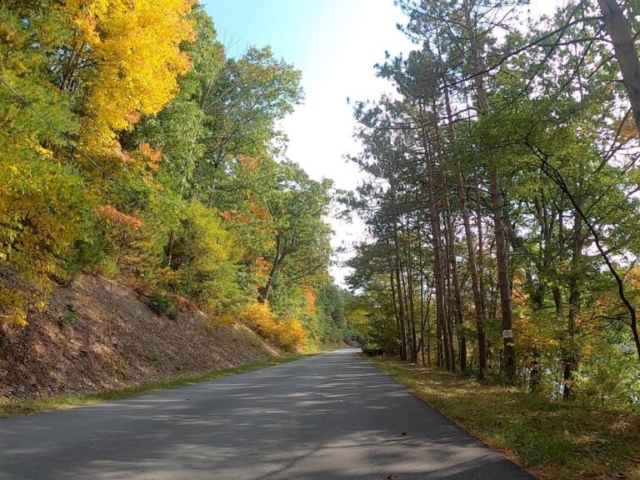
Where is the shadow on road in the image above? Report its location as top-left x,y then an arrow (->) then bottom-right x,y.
0,350 -> 532,480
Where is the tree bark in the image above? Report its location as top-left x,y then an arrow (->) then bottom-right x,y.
597,0 -> 640,132
463,0 -> 515,383
420,117 -> 454,372
392,218 -> 409,361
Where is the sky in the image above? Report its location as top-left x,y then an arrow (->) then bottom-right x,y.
203,0 -> 412,190
203,0 -> 563,285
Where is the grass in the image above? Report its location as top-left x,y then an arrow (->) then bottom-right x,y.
367,357 -> 640,480
0,355 -> 304,417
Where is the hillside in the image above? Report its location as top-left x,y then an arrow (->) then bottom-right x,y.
0,275 -> 280,399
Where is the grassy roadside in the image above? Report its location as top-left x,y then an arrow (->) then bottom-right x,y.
0,355 -> 305,418
368,357 -> 640,480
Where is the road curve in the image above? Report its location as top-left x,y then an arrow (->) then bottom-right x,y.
0,349 -> 533,479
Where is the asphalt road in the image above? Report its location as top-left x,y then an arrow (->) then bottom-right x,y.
0,349 -> 533,480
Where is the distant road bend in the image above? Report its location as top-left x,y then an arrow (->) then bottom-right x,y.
0,349 -> 533,479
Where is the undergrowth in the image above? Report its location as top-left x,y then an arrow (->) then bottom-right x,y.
369,357 -> 640,480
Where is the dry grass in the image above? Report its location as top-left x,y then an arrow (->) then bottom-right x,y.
369,358 -> 640,480
0,355 -> 303,417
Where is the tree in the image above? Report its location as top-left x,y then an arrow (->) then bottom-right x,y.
347,0 -> 640,399
54,0 -> 195,156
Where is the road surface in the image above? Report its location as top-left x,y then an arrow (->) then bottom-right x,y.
0,349 -> 533,479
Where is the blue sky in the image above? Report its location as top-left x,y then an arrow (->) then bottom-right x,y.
201,0 -> 561,284
203,0 -> 414,282
202,0 -> 413,188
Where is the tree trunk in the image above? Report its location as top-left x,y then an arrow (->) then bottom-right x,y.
389,262 -> 406,361
597,0 -> 640,132
166,229 -> 175,268
404,224 -> 418,363
563,213 -> 584,401
475,180 -> 488,377
436,25 -> 479,375
490,171 -> 516,384
392,222 -> 409,362
421,118 -> 454,372
463,0 -> 515,383
259,243 -> 282,303
443,195 -> 466,371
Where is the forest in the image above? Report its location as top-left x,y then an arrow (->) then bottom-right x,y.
0,0 -> 353,352
4,1 -> 640,477
3,0 -> 640,407
346,0 -> 640,405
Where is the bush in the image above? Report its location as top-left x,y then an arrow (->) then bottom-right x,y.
161,201 -> 242,316
149,292 -> 177,318
240,302 -> 306,351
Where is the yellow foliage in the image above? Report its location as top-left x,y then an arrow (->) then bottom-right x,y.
59,0 -> 195,154
0,158 -> 91,324
282,319 -> 307,352
243,302 -> 277,336
240,302 -> 306,351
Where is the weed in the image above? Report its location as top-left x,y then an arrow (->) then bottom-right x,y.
367,357 -> 640,480
61,313 -> 77,326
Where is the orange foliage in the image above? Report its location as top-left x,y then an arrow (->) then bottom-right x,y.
112,147 -> 131,162
169,294 -> 199,312
303,286 -> 316,314
239,155 -> 260,171
94,205 -> 143,229
616,114 -> 638,142
256,257 -> 271,276
138,142 -> 162,168
219,209 -> 238,221
248,203 -> 271,221
598,266 -> 640,313
123,277 -> 153,296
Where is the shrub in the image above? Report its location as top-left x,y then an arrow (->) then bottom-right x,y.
149,292 -> 177,318
240,302 -> 306,351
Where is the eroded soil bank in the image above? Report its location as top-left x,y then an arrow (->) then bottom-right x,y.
0,275 -> 280,399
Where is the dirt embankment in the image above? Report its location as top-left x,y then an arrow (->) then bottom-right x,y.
0,275 -> 281,399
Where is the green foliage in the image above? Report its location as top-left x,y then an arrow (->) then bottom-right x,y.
1,0 -> 336,356
124,6 -> 223,193
149,293 -> 177,318
62,313 -> 78,326
371,358 -> 640,479
196,46 -> 303,177
347,0 -> 640,411
165,201 -> 243,316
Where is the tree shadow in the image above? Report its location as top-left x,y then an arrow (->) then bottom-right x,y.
0,351 -> 533,479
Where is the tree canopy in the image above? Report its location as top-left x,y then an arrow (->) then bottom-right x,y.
0,1 -> 349,351
346,0 -> 640,403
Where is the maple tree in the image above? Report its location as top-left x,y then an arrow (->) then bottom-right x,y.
55,0 -> 195,155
